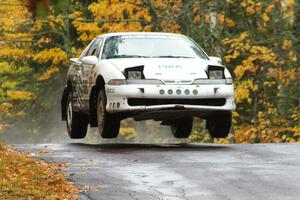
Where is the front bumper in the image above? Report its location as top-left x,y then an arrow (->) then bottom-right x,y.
105,83 -> 236,114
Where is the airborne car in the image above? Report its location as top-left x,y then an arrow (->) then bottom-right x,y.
61,32 -> 235,139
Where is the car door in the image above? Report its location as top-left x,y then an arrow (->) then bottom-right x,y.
74,37 -> 103,111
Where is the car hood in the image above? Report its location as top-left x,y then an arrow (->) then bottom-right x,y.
107,58 -> 214,80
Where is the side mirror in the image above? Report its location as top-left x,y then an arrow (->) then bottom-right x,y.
209,56 -> 222,65
81,56 -> 98,65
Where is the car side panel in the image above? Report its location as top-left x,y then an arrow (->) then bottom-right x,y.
68,63 -> 84,112
67,38 -> 105,112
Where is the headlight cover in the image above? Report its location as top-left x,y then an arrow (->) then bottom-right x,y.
128,71 -> 142,80
124,65 -> 145,80
207,65 -> 225,79
209,70 -> 223,79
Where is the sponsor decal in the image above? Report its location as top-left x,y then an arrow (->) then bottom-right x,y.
106,88 -> 116,94
158,64 -> 182,69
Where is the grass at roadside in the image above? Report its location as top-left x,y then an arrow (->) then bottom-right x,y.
0,141 -> 79,200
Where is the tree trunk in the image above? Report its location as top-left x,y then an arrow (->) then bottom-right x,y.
294,0 -> 300,37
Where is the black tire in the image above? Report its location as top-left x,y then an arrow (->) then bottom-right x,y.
66,93 -> 88,139
207,112 -> 232,138
97,89 -> 120,138
171,118 -> 193,138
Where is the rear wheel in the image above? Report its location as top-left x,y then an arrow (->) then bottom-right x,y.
97,89 -> 120,138
66,93 -> 88,139
207,112 -> 232,138
171,118 -> 193,138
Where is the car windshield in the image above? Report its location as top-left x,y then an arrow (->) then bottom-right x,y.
101,35 -> 208,60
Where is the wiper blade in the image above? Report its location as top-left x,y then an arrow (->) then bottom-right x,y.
153,55 -> 194,58
106,54 -> 149,59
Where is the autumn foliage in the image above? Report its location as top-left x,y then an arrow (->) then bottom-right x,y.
0,142 -> 78,199
0,0 -> 299,144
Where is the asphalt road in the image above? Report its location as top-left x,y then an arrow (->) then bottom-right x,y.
16,143 -> 300,200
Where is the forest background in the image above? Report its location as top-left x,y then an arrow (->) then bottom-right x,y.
0,0 -> 299,144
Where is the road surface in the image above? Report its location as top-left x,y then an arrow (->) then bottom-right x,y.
16,143 -> 300,200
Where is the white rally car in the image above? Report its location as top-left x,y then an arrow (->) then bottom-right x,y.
61,32 -> 235,139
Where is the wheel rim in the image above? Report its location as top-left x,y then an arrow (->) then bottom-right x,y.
67,100 -> 72,128
97,96 -> 105,132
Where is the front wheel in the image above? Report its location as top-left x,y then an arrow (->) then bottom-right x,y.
207,112 -> 232,138
66,93 -> 88,139
171,118 -> 193,138
97,89 -> 120,138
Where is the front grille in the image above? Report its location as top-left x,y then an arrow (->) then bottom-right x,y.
127,98 -> 226,107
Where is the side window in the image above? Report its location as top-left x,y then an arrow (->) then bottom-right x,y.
86,38 -> 103,57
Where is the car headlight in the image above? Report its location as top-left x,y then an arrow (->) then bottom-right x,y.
225,78 -> 233,84
124,66 -> 145,80
127,79 -> 163,84
128,71 -> 142,80
108,79 -> 126,85
207,65 -> 224,79
209,70 -> 223,79
108,79 -> 163,85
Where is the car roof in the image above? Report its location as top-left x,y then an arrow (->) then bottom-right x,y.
97,32 -> 184,38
